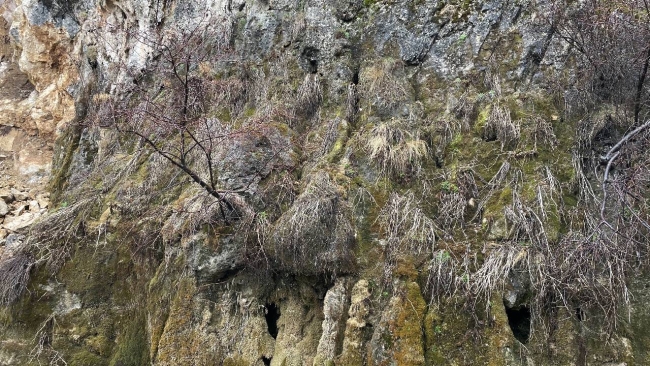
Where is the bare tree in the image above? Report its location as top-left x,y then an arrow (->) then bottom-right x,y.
95,22 -> 264,223
553,0 -> 650,122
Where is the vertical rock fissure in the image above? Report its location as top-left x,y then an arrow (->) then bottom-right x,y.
264,303 -> 280,339
504,302 -> 531,344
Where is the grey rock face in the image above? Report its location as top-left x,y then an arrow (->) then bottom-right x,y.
0,0 -> 607,364
10,188 -> 27,202
4,233 -> 24,251
68,127 -> 99,186
23,0 -> 80,37
315,278 -> 350,363
186,233 -> 246,284
503,269 -> 532,309
333,0 -> 363,22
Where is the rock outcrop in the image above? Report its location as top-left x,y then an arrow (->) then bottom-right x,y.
0,0 -> 649,365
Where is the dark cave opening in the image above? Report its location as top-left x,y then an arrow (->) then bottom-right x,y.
264,303 -> 280,339
261,356 -> 272,366
352,71 -> 359,85
504,303 -> 531,344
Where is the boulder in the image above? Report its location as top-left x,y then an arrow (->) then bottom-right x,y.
3,212 -> 36,231
10,188 -> 27,201
28,200 -> 39,211
0,200 -> 7,217
0,190 -> 13,203
36,194 -> 48,209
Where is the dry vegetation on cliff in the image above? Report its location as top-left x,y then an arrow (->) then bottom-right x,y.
3,0 -> 650,364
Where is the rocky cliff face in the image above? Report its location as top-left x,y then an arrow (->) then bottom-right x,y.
1,0 -> 649,365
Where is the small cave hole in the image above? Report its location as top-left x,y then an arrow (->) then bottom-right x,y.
575,307 -> 584,322
309,59 -> 318,74
504,303 -> 531,344
264,303 -> 280,339
261,356 -> 272,366
352,71 -> 359,85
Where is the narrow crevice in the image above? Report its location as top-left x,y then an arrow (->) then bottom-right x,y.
264,303 -> 280,339
261,356 -> 272,366
504,302 -> 531,344
575,307 -> 584,322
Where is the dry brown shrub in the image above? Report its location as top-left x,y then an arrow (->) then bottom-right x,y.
358,58 -> 410,114
483,104 -> 520,151
0,251 -> 32,305
270,173 -> 355,275
377,192 -> 437,284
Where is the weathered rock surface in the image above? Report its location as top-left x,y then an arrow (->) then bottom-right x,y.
0,0 -> 648,365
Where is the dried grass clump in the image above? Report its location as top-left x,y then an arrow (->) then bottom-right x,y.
365,120 -> 428,177
29,197 -> 101,271
161,189 -> 253,241
346,83 -> 359,123
574,110 -> 611,153
296,73 -> 322,120
473,244 -> 528,303
437,191 -> 467,232
472,161 -> 511,221
531,116 -> 558,150
377,192 -> 437,283
270,173 -> 355,275
358,59 -> 410,114
571,152 -> 598,203
319,118 -> 343,158
483,104 -> 520,151
426,249 -> 471,303
534,166 -> 563,221
429,118 -> 459,152
427,167 -> 646,333
449,91 -> 478,131
0,251 -> 32,305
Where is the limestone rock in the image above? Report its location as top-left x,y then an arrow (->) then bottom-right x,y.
54,290 -> 82,315
369,281 -> 427,365
11,203 -> 27,216
503,269 -> 532,309
0,190 -> 13,203
3,212 -> 36,231
0,199 -> 7,217
10,188 -> 27,202
487,216 -> 509,241
314,278 -> 350,365
28,200 -> 39,211
185,232 -> 246,284
333,0 -> 363,21
36,194 -> 48,208
338,279 -> 371,364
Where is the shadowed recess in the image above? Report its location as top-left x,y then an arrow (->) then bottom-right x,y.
504,302 -> 531,344
264,303 -> 280,339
